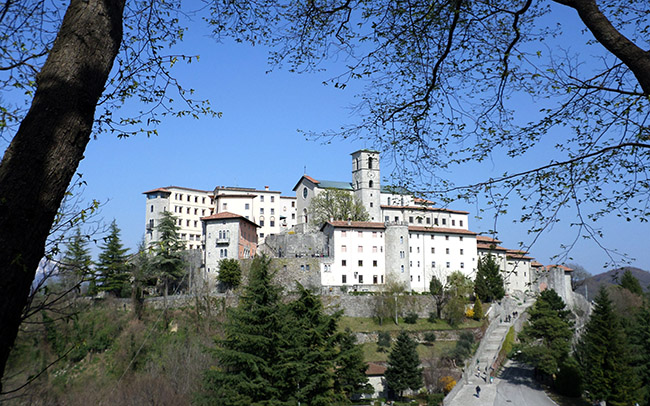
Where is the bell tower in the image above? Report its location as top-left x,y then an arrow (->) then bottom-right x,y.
351,150 -> 381,221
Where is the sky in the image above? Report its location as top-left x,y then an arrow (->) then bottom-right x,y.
4,3 -> 649,275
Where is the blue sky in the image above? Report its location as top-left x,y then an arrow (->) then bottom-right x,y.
4,3 -> 648,275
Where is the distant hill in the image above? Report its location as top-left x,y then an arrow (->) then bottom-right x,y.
575,266 -> 650,301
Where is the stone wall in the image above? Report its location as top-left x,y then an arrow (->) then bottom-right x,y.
321,294 -> 436,318
262,231 -> 329,258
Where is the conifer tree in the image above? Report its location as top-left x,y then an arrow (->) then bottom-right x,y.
516,289 -> 573,377
577,286 -> 639,405
385,330 -> 423,400
152,211 -> 186,295
60,226 -> 93,294
630,302 -> 650,404
334,328 -> 371,399
96,220 -> 130,297
619,269 -> 643,296
473,297 -> 483,321
200,256 -> 288,405
474,254 -> 505,302
429,275 -> 446,320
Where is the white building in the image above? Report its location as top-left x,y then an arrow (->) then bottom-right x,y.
143,186 -> 214,250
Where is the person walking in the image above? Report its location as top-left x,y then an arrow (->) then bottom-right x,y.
476,386 -> 481,398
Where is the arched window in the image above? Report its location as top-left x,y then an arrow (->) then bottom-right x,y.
369,180 -> 374,188
303,208 -> 308,223
368,156 -> 373,169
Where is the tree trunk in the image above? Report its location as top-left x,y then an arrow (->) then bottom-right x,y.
0,0 -> 125,390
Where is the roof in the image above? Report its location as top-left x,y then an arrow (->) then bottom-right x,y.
365,362 -> 387,376
531,261 -> 544,268
293,175 -> 411,195
143,185 -> 212,195
319,180 -> 354,190
407,226 -> 477,236
321,221 -> 386,231
292,175 -> 322,191
477,242 -> 508,252
201,211 -> 259,227
351,149 -> 380,155
477,235 -> 503,244
506,250 -> 534,261
544,264 -> 574,272
214,186 -> 281,194
381,205 -> 470,215
215,194 -> 257,199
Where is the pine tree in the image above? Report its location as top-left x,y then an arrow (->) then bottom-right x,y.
152,211 -> 186,295
473,297 -> 483,321
217,258 -> 242,290
96,220 -> 130,297
429,275 -> 446,320
630,302 -> 650,405
334,328 -> 371,400
131,239 -> 154,320
60,226 -> 93,294
385,330 -> 423,400
474,255 -> 505,302
619,269 -> 643,296
200,256 -> 288,405
516,289 -> 573,377
577,286 -> 639,405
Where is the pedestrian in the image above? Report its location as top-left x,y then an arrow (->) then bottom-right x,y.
476,386 -> 481,398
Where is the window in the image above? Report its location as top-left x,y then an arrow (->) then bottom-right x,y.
291,213 -> 296,220
260,208 -> 264,214
409,247 -> 412,253
400,251 -> 405,258
460,249 -> 464,255
401,265 -> 405,273
186,207 -> 190,214
395,216 -> 399,222
202,209 -> 205,215
150,205 -> 153,212
434,218 -> 439,225
194,221 -> 198,227
372,231 -> 377,238
368,156 -> 373,169
385,216 -> 389,221
431,247 -> 435,254
400,236 -> 404,243
260,233 -> 265,238
373,275 -> 378,284
341,245 -> 347,252
300,265 -> 305,271
373,246 -> 378,253
358,246 -> 363,253
341,231 -> 347,237
260,196 -> 264,202
460,220 -> 464,227
460,236 -> 464,241
431,235 -> 434,240
194,208 -> 198,215
202,197 -> 205,204
260,220 -> 265,227
426,218 -> 430,224
358,260 -> 363,267
446,248 -> 450,254
446,262 -> 450,268
460,262 -> 465,269
148,219 -> 154,229
409,261 -> 412,267
306,264 -> 310,271
342,275 -> 347,283
417,261 -> 420,267
418,275 -> 421,282
195,196 -> 198,203
409,216 -> 414,223
270,219 -> 275,227
291,201 -> 296,207
245,203 -> 250,210
452,219 -> 456,226
410,276 -> 413,282
417,247 -> 420,253
186,220 -> 190,226
178,219 -> 182,225
445,235 -> 450,240
373,260 -> 378,267
187,195 -> 190,202
381,275 -> 384,283
369,180 -> 374,188
179,193 -> 183,200
442,218 -> 447,225
431,261 -> 436,267
418,217 -> 422,224
358,275 -> 364,283
342,260 -> 347,267
358,231 -> 363,237
271,196 -> 275,202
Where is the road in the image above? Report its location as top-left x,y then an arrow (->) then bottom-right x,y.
447,360 -> 557,406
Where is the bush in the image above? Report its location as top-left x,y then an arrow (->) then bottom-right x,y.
427,312 -> 437,323
404,312 -> 418,324
440,376 -> 456,394
377,331 -> 391,352
555,357 -> 583,397
459,331 -> 474,343
465,307 -> 475,319
423,332 -> 437,344
472,298 -> 483,321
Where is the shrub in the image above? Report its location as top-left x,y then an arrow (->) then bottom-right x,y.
465,307 -> 475,318
555,357 -> 583,397
404,312 -> 418,324
440,376 -> 456,394
472,298 -> 483,321
423,332 -> 437,344
459,331 -> 474,343
377,331 -> 391,352
427,312 -> 437,323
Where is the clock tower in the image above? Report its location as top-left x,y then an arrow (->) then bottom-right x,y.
351,149 -> 381,221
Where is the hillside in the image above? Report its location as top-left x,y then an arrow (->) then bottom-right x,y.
576,266 -> 650,301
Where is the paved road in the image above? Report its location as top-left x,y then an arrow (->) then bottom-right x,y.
447,360 -> 557,406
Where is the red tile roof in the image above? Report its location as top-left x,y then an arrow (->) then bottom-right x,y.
292,175 -> 321,191
477,242 -> 508,252
143,185 -> 212,194
477,236 -> 503,244
201,211 -> 259,227
531,261 -> 544,268
381,205 -> 469,215
408,226 -> 477,236
142,187 -> 171,195
544,264 -> 574,272
323,221 -> 386,230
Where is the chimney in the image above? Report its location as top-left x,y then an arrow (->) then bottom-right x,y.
265,185 -> 269,191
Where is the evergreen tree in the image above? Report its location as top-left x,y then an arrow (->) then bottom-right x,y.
200,256 -> 287,405
334,328 -> 371,400
60,226 -> 93,293
630,302 -> 650,405
131,239 -> 154,320
619,269 -> 643,296
152,211 -> 186,295
474,255 -> 505,302
577,286 -> 639,405
516,289 -> 573,377
429,275 -> 446,320
385,330 -> 423,400
96,220 -> 130,297
217,258 -> 242,290
472,297 -> 483,321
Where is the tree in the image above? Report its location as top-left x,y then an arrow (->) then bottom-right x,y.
59,226 -> 93,294
576,286 -> 639,405
472,297 -> 483,321
217,259 -> 242,290
429,275 -> 447,320
567,263 -> 591,291
96,220 -> 130,297
516,289 -> 573,378
334,328 -> 371,400
131,239 -> 155,320
630,303 -> 650,405
210,1 -> 650,263
619,269 -> 643,296
384,330 -> 423,400
474,255 -> 505,302
308,188 -> 369,228
444,271 -> 474,327
0,0 -> 213,386
152,211 -> 186,296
